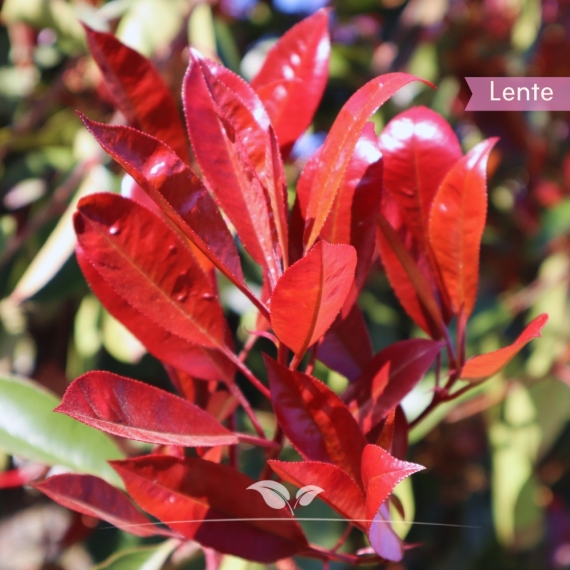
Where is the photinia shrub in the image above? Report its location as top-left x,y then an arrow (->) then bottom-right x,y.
30,9 -> 548,566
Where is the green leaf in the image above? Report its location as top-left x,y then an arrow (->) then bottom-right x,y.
0,374 -> 124,486
92,540 -> 179,570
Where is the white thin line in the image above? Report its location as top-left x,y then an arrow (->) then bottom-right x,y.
101,518 -> 479,530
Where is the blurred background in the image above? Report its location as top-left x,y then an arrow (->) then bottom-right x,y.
1,0 -> 570,569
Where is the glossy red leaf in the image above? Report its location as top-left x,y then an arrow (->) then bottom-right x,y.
269,460 -> 366,525
298,123 -> 383,291
74,193 -> 228,351
183,51 -> 281,287
265,356 -> 366,484
270,241 -> 356,357
76,245 -> 234,383
361,445 -> 423,559
79,117 -> 244,289
56,372 -> 238,447
83,25 -> 189,163
428,138 -> 498,318
379,107 -> 462,252
197,58 -> 289,264
33,473 -> 170,537
251,9 -> 330,150
302,72 -> 430,249
111,455 -> 308,563
376,212 -> 444,338
317,301 -> 374,382
345,339 -> 444,433
461,313 -> 548,380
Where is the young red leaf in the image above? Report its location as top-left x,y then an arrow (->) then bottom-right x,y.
74,193 -> 228,351
270,241 -> 356,358
376,212 -> 445,338
265,356 -> 366,484
183,51 -> 282,287
302,72 -> 431,249
361,445 -> 424,559
297,123 -> 383,291
369,503 -> 404,562
111,455 -> 308,563
55,372 -> 238,447
79,117 -> 245,289
317,301 -> 374,382
83,25 -> 189,163
251,9 -> 331,150
33,473 -> 172,537
269,460 -> 366,525
379,106 -> 462,252
461,313 -> 548,380
345,339 -> 444,433
428,138 -> 498,318
196,58 -> 289,265
76,245 -> 235,383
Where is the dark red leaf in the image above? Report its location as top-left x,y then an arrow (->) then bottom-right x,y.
76,245 -> 234,383
302,72 -> 431,249
79,117 -> 245,289
74,193 -> 229,352
269,460 -> 366,525
376,212 -> 444,338
461,314 -> 548,380
197,58 -> 289,264
270,241 -> 356,359
428,138 -> 498,318
317,301 -> 373,382
379,106 -> 462,254
251,9 -> 330,150
33,474 -> 170,537
183,51 -> 282,287
111,455 -> 308,563
55,372 -> 238,447
83,25 -> 189,163
345,339 -> 444,433
265,356 -> 366,484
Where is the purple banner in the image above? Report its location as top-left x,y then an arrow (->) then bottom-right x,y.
465,77 -> 570,111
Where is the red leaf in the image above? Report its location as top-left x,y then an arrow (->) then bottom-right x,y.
317,301 -> 374,382
379,106 -> 462,254
269,460 -> 366,525
33,474 -> 170,537
302,72 -> 431,249
251,9 -> 330,150
265,356 -> 366,484
111,455 -> 308,563
345,339 -> 444,433
79,117 -> 244,289
376,212 -> 444,338
298,123 -> 383,291
55,372 -> 238,447
83,25 -> 189,163
428,138 -> 498,318
196,58 -> 289,265
183,51 -> 281,287
76,245 -> 234,383
74,193 -> 229,352
0,463 -> 47,489
270,241 -> 356,358
361,444 -> 423,559
461,314 -> 548,380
